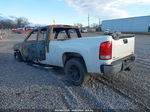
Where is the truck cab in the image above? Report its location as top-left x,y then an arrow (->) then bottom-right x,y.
14,25 -> 81,62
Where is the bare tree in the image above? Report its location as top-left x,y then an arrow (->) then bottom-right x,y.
15,17 -> 29,27
0,20 -> 16,29
0,17 -> 30,29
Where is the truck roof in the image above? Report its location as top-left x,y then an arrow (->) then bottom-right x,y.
50,25 -> 79,29
31,25 -> 81,40
37,25 -> 79,30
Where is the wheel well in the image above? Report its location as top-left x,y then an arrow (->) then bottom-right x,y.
14,50 -> 24,59
63,52 -> 87,70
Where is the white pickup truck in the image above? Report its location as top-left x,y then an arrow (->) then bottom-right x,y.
14,25 -> 135,86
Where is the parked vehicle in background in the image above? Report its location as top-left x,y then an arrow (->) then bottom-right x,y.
12,28 -> 23,34
81,28 -> 88,33
103,29 -> 114,35
12,27 -> 35,34
68,29 -> 75,33
14,25 -> 135,86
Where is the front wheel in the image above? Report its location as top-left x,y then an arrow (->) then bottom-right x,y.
14,51 -> 23,62
64,58 -> 90,86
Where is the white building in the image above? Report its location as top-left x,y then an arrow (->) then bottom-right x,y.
102,16 -> 150,32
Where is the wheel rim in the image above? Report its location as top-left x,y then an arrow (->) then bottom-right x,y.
68,65 -> 80,82
16,55 -> 19,59
15,52 -> 19,59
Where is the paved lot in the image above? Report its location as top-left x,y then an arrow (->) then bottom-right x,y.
0,33 -> 150,111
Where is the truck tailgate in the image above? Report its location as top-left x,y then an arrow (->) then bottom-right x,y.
112,36 -> 135,61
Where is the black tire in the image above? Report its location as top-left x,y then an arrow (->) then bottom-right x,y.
14,51 -> 23,62
65,58 -> 90,86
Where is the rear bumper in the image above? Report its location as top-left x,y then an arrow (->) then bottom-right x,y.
101,55 -> 135,74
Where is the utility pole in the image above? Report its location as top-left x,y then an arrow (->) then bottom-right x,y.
99,18 -> 101,26
88,14 -> 90,28
99,18 -> 101,31
53,20 -> 55,25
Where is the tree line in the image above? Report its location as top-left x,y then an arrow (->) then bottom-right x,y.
0,17 -> 29,29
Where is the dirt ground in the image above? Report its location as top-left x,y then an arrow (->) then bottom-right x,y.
0,33 -> 150,111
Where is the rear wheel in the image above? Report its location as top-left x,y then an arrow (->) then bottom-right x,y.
65,58 -> 90,86
14,51 -> 23,62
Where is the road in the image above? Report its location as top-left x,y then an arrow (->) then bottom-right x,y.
0,33 -> 150,111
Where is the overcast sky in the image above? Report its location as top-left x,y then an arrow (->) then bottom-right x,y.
0,0 -> 150,26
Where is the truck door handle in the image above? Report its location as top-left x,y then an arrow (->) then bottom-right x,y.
123,39 -> 128,44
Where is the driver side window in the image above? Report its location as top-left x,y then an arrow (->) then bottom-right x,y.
26,30 -> 38,42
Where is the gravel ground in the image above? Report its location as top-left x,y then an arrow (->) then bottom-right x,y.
0,33 -> 150,111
